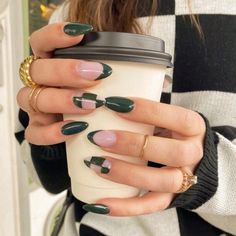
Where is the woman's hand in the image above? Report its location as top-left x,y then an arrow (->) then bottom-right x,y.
83,98 -> 206,216
17,22 -> 112,145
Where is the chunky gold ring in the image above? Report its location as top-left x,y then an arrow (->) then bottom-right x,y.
28,86 -> 46,113
139,134 -> 149,159
176,168 -> 198,193
19,55 -> 39,87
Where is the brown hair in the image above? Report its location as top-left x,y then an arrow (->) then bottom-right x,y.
66,0 -> 202,36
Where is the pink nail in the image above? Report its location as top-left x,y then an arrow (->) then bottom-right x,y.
75,61 -> 103,80
90,130 -> 117,147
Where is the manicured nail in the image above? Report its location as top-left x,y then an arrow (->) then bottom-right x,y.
73,93 -> 105,109
82,204 -> 110,215
61,121 -> 88,135
105,96 -> 135,113
87,130 -> 116,147
63,23 -> 93,36
84,156 -> 111,174
75,61 -> 112,80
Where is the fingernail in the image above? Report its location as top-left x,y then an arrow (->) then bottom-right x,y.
84,156 -> 111,174
82,204 -> 110,215
105,96 -> 135,113
75,61 -> 112,80
61,121 -> 88,135
87,130 -> 116,147
73,93 -> 105,109
63,23 -> 93,36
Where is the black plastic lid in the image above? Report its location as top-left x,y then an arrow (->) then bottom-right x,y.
54,32 -> 172,67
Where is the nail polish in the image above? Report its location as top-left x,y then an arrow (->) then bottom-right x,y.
82,204 -> 110,215
63,23 -> 93,36
87,130 -> 116,147
84,156 -> 111,174
105,96 -> 135,113
61,121 -> 88,135
73,93 -> 105,110
75,61 -> 112,80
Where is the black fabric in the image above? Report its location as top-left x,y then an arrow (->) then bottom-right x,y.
170,115 -> 219,209
30,142 -> 70,193
15,109 -> 29,144
212,126 -> 236,141
160,92 -> 171,104
15,130 -> 25,144
158,0 -> 175,15
19,109 -> 29,128
176,208 -> 224,236
80,224 -> 106,236
173,15 -> 236,93
136,0 -> 175,17
74,199 -> 88,222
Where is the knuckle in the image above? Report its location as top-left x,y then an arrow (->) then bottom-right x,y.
182,110 -> 197,133
16,88 -> 25,107
191,142 -> 204,161
168,171 -> 182,192
24,126 -> 31,142
183,110 -> 205,135
177,142 -> 203,166
176,142 -> 191,163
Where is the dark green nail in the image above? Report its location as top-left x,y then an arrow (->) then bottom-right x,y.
105,96 -> 135,113
64,23 -> 93,36
73,93 -> 105,109
87,130 -> 102,145
82,204 -> 110,215
61,121 -> 88,135
84,156 -> 111,174
96,63 -> 112,80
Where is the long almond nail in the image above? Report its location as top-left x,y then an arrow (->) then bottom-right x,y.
73,93 -> 104,110
82,204 -> 110,215
87,130 -> 116,147
84,156 -> 111,174
105,96 -> 135,113
75,61 -> 112,80
61,121 -> 88,135
63,23 -> 93,36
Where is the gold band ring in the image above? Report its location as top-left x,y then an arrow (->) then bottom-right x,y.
28,86 -> 46,113
139,134 -> 149,159
176,168 -> 198,193
19,55 -> 39,87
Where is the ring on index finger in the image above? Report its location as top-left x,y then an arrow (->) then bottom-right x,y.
19,55 -> 40,88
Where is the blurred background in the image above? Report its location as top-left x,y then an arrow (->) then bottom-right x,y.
0,1 -> 65,236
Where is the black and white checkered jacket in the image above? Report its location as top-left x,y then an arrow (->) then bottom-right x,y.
16,1 -> 236,235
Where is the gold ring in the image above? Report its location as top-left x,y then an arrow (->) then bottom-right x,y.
139,134 -> 149,159
19,55 -> 39,87
28,86 -> 46,113
176,168 -> 198,193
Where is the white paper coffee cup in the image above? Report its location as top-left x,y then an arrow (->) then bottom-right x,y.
54,32 -> 172,203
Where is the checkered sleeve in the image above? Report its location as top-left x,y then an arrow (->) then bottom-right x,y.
155,1 -> 236,234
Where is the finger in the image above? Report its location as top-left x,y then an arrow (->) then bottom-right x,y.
95,192 -> 173,216
116,98 -> 205,136
26,113 -> 89,145
87,130 -> 203,166
84,157 -> 184,193
17,87 -> 104,114
29,22 -> 92,58
29,58 -> 112,88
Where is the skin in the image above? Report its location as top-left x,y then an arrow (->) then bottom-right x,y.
17,22 -> 206,216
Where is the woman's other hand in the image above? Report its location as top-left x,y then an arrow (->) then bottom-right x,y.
83,98 -> 206,216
